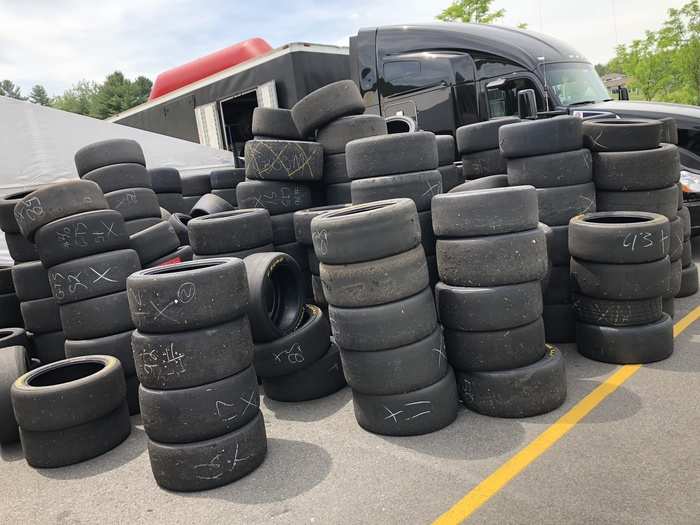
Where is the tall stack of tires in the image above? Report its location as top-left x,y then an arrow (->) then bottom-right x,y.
188,209 -> 274,260
181,173 -> 212,213
678,191 -> 698,297
75,139 -> 163,235
127,258 -> 266,491
10,355 -> 131,467
502,115 -> 595,343
456,117 -> 518,180
569,212 -> 674,364
149,167 -> 187,214
15,180 -> 142,414
209,167 -> 245,207
245,252 -> 345,402
312,199 -> 458,435
346,131 -> 442,285
129,221 -> 193,269
432,186 -> 566,417
436,135 -> 463,192
290,80 -> 376,206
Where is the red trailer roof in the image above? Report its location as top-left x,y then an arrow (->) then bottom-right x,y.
149,38 -> 273,100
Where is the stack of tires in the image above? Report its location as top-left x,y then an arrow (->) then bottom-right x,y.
433,186 -> 566,417
252,107 -> 303,141
290,80 -> 373,205
663,184 -> 686,315
346,131 -> 442,285
188,209 -> 273,260
209,167 -> 245,207
293,204 -> 351,308
10,355 -> 131,467
436,135 -> 463,192
502,115 -> 595,343
181,173 -> 212,213
129,221 -> 193,268
75,139 -> 163,236
456,117 -> 518,180
189,193 -> 235,218
312,199 -> 458,435
0,333 -> 31,445
570,212 -> 674,364
127,258 -> 266,491
149,167 -> 187,214
678,195 -> 698,297
15,180 -> 142,414
0,265 -> 22,328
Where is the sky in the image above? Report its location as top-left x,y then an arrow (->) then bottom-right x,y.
0,0 -> 689,96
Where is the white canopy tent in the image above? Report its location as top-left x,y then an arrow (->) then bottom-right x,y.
0,96 -> 234,263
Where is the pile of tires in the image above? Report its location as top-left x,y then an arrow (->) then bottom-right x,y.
127,258 -> 266,491
188,209 -> 274,259
209,167 -> 245,207
15,180 -> 142,414
181,172 -> 212,213
0,265 -> 22,328
149,167 -> 187,214
678,191 -> 698,298
433,186 -> 566,417
312,199 -> 458,435
0,330 -> 31,445
130,220 -> 193,268
293,204 -> 351,308
11,355 -> 131,467
190,192 -> 235,218
346,131 -> 442,285
252,107 -> 303,141
570,212 -> 674,363
75,139 -> 164,235
456,117 -> 518,180
502,115 -> 595,343
436,135 -> 463,192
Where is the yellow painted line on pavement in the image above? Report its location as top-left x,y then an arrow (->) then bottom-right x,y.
433,304 -> 700,525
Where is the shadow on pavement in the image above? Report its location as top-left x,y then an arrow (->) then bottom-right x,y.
262,386 -> 352,422
0,440 -> 24,462
572,380 -> 643,424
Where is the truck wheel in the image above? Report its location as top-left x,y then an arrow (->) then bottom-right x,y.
570,256 -> 670,300
572,294 -> 663,327
149,167 -> 182,193
236,180 -> 313,215
11,261 -> 51,302
432,185 -> 538,238
351,366 -> 458,436
5,233 -> 39,263
577,314 -> 673,363
456,117 -> 520,154
74,138 -> 145,176
592,143 -> 680,191
595,185 -> 678,221
535,182 -> 596,226
21,297 -> 62,334
245,140 -> 323,181
209,167 -> 245,190
448,174 -> 508,193
677,263 -> 699,297
188,209 -> 272,255
457,347 -> 566,417
129,221 -> 180,266
582,118 -> 662,152
0,345 -> 29,444
324,182 -> 352,204
346,131 -> 438,180
317,115 -> 387,155
350,169 -> 442,212
323,153 -> 351,184
507,148 -> 592,188
65,330 -> 135,376
83,163 -> 152,193
291,80 -> 365,136
251,107 -> 301,139
499,115 -> 582,158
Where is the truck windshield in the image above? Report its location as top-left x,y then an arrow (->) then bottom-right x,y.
543,62 -> 611,106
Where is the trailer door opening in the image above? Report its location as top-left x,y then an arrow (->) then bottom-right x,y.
220,90 -> 258,158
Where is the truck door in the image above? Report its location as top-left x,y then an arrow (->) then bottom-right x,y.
473,56 -> 545,118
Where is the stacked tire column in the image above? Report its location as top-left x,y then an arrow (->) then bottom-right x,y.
312,199 -> 458,436
502,115 -> 595,343
346,131 -> 443,285
188,209 -> 274,259
570,212 -> 674,363
16,181 -> 142,414
436,135 -> 463,192
433,186 -> 566,417
455,117 -> 519,180
127,258 -> 266,492
677,190 -> 698,297
149,167 -> 187,214
209,167 -> 245,207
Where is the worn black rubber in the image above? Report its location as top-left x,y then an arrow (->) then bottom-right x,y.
677,263 -> 699,297
437,225 -> 548,287
445,317 -> 546,373
149,167 -> 182,193
569,211 -> 670,264
0,328 -> 29,350
210,188 -> 237,207
436,135 -> 456,165
244,252 -> 304,342
317,115 -> 387,155
127,258 -> 248,333
499,116 -> 582,158
582,118 -> 662,152
432,185 -> 538,237
64,330 -> 135,375
148,411 -> 267,492
83,163 -> 152,193
251,107 -> 301,139
245,140 -> 323,182
352,366 -> 458,436
34,209 -> 129,267
104,188 -> 161,221
323,153 -> 351,184
592,143 -> 680,191
319,244 -> 429,308
192,244 -> 273,261
536,182 -> 596,226
59,291 -> 133,339
291,80 -> 365,136
448,174 -> 508,193
341,327 -> 447,395
236,180 -> 313,215
0,292 -> 22,327
311,199 -> 421,264
328,286 -> 437,351
74,138 -> 145,176
438,164 -> 463,192
346,131 -> 438,180
418,210 -> 436,255
181,173 -> 211,196
545,224 -> 568,266
0,190 -> 33,234
254,304 -> 329,377
5,232 -> 38,262
668,258 -> 683,297
662,296 -> 675,318
21,297 -> 61,334
570,256 -> 670,300
168,213 -> 191,245
324,182 -> 352,204
311,274 -> 326,306
456,117 -> 520,154
269,212 -> 296,245
670,218 -> 684,262
48,249 -> 140,305
30,331 -> 66,364
146,245 -> 194,268
188,209 -> 272,255
132,315 -> 253,390
461,149 -> 507,179
272,241 -> 308,271
129,221 -> 180,266
350,169 -> 442,212
679,205 -> 691,240
507,148 -> 592,188
189,193 -> 234,218
542,303 -> 576,343
294,205 -> 351,245
0,265 -> 13,293
571,294 -> 663,327
11,261 -> 50,302
0,345 -> 29,443
457,346 -> 566,417
140,365 -> 259,443
210,167 -> 246,189
682,240 -> 692,266
660,117 -> 678,145
543,265 -> 572,305
577,313 -> 673,363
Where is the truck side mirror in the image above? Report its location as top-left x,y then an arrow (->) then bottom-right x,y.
618,86 -> 629,101
517,89 -> 537,119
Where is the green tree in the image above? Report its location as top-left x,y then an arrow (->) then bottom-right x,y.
52,80 -> 100,116
517,22 -> 528,30
0,80 -> 26,100
91,71 -> 151,119
28,84 -> 50,106
437,0 -> 505,24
